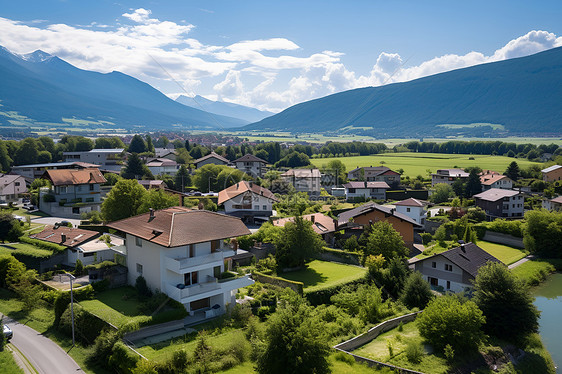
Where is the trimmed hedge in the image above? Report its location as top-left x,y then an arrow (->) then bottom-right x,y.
19,236 -> 66,252
317,247 -> 361,265
304,276 -> 368,306
483,219 -> 524,238
253,271 -> 304,294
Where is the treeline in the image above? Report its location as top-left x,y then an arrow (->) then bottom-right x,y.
404,140 -> 560,158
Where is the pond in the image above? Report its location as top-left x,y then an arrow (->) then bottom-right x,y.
533,272 -> 562,373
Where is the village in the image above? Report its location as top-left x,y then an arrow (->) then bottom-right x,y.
1,134 -> 561,374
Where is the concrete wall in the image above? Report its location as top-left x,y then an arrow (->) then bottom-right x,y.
483,231 -> 524,249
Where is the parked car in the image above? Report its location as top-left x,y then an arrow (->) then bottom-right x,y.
3,324 -> 13,341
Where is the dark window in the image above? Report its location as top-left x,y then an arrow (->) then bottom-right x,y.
214,266 -> 221,278
446,281 -> 451,289
189,244 -> 195,257
431,261 -> 436,268
429,277 -> 438,286
136,263 -> 143,274
89,184 -> 94,191
445,264 -> 453,271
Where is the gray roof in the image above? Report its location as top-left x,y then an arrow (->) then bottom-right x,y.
337,202 -> 421,227
473,188 -> 520,202
233,154 -> 267,164
343,181 -> 390,189
412,242 -> 502,278
541,165 -> 562,173
194,152 -> 230,164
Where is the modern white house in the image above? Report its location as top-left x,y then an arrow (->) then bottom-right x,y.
431,168 -> 469,186
410,242 -> 501,292
0,174 -> 27,204
343,181 -> 390,201
107,207 -> 254,318
232,154 -> 268,178
193,152 -> 230,169
218,181 -> 278,223
393,198 -> 428,225
542,196 -> 562,211
10,161 -> 100,184
63,149 -> 126,173
145,158 -> 180,176
40,168 -> 106,218
473,188 -> 524,219
281,168 -> 321,195
479,173 -> 513,190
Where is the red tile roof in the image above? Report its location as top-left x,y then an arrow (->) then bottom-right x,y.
43,168 -> 106,186
480,174 -> 511,186
394,198 -> 427,207
273,213 -> 336,235
106,206 -> 250,247
31,226 -> 100,248
218,181 -> 278,205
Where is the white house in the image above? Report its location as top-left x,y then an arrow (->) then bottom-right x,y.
193,152 -> 230,169
107,207 -> 254,318
479,173 -> 513,190
343,181 -> 390,201
0,174 -> 27,204
232,154 -> 268,178
40,168 -> 106,218
146,158 -> 180,176
10,161 -> 100,184
281,169 -> 321,195
218,181 -> 278,223
473,188 -> 524,219
393,198 -> 427,225
63,149 -> 126,173
542,196 -> 562,211
410,242 -> 501,292
431,168 -> 469,186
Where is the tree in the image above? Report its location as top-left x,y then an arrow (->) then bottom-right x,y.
365,221 -> 408,260
430,183 -> 453,204
101,180 -> 147,221
473,262 -> 539,340
122,153 -> 151,179
400,271 -> 433,309
505,161 -> 521,181
137,189 -> 179,214
174,165 -> 191,192
0,141 -> 12,172
523,210 -> 562,257
0,213 -> 23,243
417,295 -> 485,353
14,138 -> 39,165
257,297 -> 330,374
128,135 -> 147,154
321,159 -> 347,184
145,135 -> 154,153
274,152 -> 311,168
464,169 -> 482,197
274,216 -> 324,268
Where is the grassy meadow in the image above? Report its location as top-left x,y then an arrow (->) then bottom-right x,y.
277,260 -> 367,292
311,152 -> 541,177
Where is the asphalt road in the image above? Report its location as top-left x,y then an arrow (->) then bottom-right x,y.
2,315 -> 83,374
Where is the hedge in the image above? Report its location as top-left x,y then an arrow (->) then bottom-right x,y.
253,271 -> 304,294
304,276 -> 368,306
19,236 -> 66,252
317,247 -> 361,265
483,219 -> 524,238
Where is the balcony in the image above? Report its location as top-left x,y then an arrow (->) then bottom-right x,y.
165,274 -> 254,303
165,249 -> 235,273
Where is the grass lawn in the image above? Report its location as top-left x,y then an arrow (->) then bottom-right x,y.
0,288 -> 109,374
510,258 -> 562,285
311,152 -> 540,178
0,349 -> 24,374
0,242 -> 53,258
79,287 -> 152,328
477,241 -> 527,265
277,260 -> 367,292
353,321 -> 449,374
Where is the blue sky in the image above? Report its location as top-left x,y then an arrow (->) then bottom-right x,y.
2,1 -> 562,112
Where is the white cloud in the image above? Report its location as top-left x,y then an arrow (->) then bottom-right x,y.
0,10 -> 560,113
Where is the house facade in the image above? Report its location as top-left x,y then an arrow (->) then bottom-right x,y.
541,165 -> 562,182
347,166 -> 400,187
138,180 -> 168,190
0,174 -> 27,204
40,168 -> 106,218
107,207 -> 254,318
479,174 -> 513,190
343,181 -> 390,201
393,198 -> 427,225
218,181 -> 278,222
146,158 -> 180,176
11,161 -> 100,184
473,188 -> 524,219
338,202 -> 421,249
232,154 -> 267,178
63,149 -> 125,173
411,242 -> 501,292
431,169 -> 469,186
542,196 -> 562,211
193,152 -> 230,169
281,169 -> 321,195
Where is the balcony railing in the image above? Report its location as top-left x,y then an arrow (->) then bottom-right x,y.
165,249 -> 235,272
165,274 -> 254,302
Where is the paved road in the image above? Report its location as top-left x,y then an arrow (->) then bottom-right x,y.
30,216 -> 81,227
2,315 -> 83,374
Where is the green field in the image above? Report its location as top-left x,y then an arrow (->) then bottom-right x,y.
311,152 -> 541,177
277,260 -> 367,292
477,241 -> 527,265
0,243 -> 53,258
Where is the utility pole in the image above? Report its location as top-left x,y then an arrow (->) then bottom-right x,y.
66,273 -> 76,346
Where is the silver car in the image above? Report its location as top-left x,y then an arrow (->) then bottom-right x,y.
3,324 -> 13,341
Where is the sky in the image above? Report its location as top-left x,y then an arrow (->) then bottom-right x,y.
1,0 -> 562,113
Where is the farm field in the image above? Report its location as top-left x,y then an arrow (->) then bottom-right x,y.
277,260 -> 367,292
311,152 -> 541,177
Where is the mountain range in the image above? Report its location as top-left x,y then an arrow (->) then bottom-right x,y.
176,95 -> 274,124
243,47 -> 562,137
0,46 -> 260,131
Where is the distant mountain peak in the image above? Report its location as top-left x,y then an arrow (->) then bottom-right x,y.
22,50 -> 54,63
176,94 -> 274,123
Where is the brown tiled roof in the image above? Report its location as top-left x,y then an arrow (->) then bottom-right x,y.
411,242 -> 502,278
233,154 -> 267,164
218,181 -> 278,205
343,181 -> 390,189
138,180 -> 167,189
106,206 -> 250,247
550,196 -> 562,204
43,168 -> 106,186
273,213 -> 336,235
194,152 -> 230,165
146,158 -> 178,167
281,169 -> 321,178
480,174 -> 511,186
30,226 -> 100,248
394,198 -> 427,207
337,202 -> 421,227
473,188 -> 520,202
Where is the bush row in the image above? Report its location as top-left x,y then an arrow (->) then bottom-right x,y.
305,276 -> 368,306
19,236 -> 66,252
318,247 -> 361,265
252,271 -> 304,294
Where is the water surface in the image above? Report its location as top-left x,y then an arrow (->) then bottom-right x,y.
533,272 -> 562,372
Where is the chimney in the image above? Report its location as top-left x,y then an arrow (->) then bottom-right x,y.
311,215 -> 315,223
390,208 -> 395,214
249,181 -> 253,188
149,208 -> 154,218
333,218 -> 339,230
61,234 -> 67,243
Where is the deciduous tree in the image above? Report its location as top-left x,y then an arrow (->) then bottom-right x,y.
101,180 -> 147,221
274,216 -> 324,268
365,220 -> 408,260
400,271 -> 433,309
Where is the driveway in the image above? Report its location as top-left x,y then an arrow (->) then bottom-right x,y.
1,314 -> 83,374
30,217 -> 81,227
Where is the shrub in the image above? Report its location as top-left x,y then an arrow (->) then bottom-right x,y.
19,236 -> 66,252
59,304 -> 108,345
91,279 -> 110,293
420,233 -> 432,245
170,349 -> 189,372
135,276 -> 152,298
74,259 -> 84,276
405,341 -> 424,363
334,351 -> 355,365
444,344 -> 455,362
108,342 -> 139,374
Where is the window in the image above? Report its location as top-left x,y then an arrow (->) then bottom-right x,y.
214,266 -> 221,278
254,205 -> 259,210
263,205 -> 267,210
349,188 -> 355,193
189,244 -> 195,258
136,263 -> 143,274
445,264 -> 453,271
15,182 -> 20,186
446,281 -> 451,289
406,208 -> 411,212
72,207 -> 80,214
431,261 -> 436,268
89,184 -> 94,191
135,237 -> 142,247
83,252 -> 94,257
59,186 -> 67,194
429,277 -> 438,286
211,240 -> 220,253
